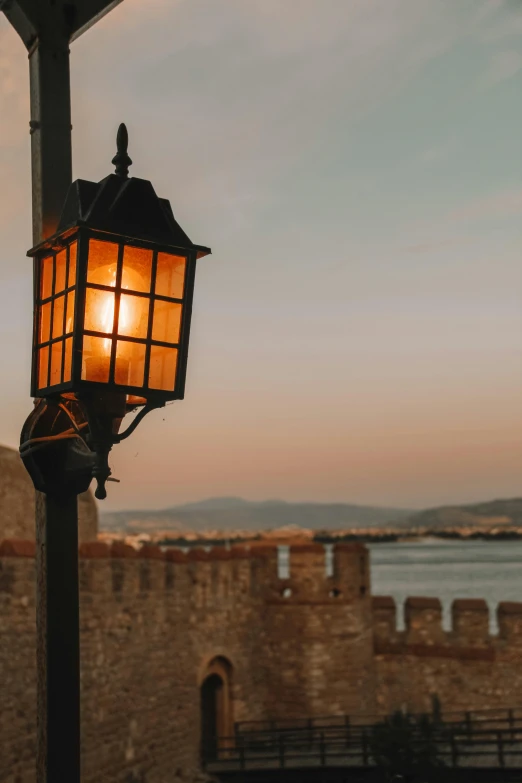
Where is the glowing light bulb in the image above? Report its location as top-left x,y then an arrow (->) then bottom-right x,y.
100,294 -> 114,354
84,261 -> 147,384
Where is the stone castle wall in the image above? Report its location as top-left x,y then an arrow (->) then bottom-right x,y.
0,446 -> 98,543
372,594 -> 522,716
1,540 -> 271,783
1,539 -> 521,783
259,543 -> 375,719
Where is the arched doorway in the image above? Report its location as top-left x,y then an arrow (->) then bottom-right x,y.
200,657 -> 233,762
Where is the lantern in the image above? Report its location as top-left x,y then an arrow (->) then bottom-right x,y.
25,125 -> 210,498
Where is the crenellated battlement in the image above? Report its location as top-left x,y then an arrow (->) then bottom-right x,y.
0,539 -> 371,605
0,538 -> 273,563
452,598 -> 490,644
5,539 -> 519,641
372,595 -> 522,656
0,538 -> 278,609
497,602 -> 522,640
2,539 -> 519,642
260,542 -> 371,604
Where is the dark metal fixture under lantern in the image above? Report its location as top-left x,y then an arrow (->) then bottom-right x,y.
21,124 -> 210,499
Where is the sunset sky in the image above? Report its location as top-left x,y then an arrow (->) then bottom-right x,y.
0,0 -> 521,511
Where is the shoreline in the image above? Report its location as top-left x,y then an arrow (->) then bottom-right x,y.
98,526 -> 522,549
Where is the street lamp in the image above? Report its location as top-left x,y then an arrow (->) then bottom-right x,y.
18,124 -> 210,782
22,124 -> 210,499
2,3 -> 197,781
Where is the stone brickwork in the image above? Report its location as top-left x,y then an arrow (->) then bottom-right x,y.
1,540 -> 270,783
260,543 -> 375,719
372,595 -> 522,715
1,540 -> 521,783
0,446 -> 98,543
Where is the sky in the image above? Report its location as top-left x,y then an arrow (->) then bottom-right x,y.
0,0 -> 521,512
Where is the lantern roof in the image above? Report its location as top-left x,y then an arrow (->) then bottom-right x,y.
28,124 -> 211,259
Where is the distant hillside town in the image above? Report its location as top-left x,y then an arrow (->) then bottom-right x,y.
100,496 -> 522,546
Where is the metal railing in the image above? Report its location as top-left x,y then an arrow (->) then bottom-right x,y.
204,711 -> 522,772
235,706 -> 522,736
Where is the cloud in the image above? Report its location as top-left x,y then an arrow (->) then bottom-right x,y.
401,187 -> 522,256
473,1 -> 522,42
473,0 -> 505,24
481,49 -> 522,86
93,0 -> 455,57
68,0 -> 465,222
449,188 -> 522,223
403,237 -> 474,255
419,139 -> 456,165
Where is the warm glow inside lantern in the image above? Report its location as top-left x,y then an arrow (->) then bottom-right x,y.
29,125 -> 210,409
34,235 -> 191,401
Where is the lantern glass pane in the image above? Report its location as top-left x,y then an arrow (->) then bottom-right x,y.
41,255 -> 53,299
63,337 -> 73,382
87,239 -> 118,287
155,253 -> 185,299
122,246 -> 152,293
68,241 -> 77,287
38,346 -> 49,389
55,249 -> 67,293
115,340 -> 146,387
50,341 -> 63,385
84,288 -> 115,334
66,292 -> 75,334
52,295 -> 65,339
118,294 -> 149,339
82,336 -> 111,383
152,300 -> 182,344
39,302 -> 51,343
148,345 -> 178,391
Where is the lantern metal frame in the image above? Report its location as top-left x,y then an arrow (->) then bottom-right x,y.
29,226 -> 201,406
22,125 -> 211,499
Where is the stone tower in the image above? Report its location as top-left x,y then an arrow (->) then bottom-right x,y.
259,543 -> 376,718
0,444 -> 98,542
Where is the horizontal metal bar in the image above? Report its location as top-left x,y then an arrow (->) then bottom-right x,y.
83,228 -> 191,257
236,707 -> 522,730
36,332 -> 74,348
36,376 -> 177,399
84,281 -> 183,304
82,330 -> 180,349
37,285 -> 76,305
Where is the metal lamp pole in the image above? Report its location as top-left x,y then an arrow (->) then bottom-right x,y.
1,3 -> 123,781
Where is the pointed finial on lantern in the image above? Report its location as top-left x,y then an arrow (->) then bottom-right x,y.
112,123 -> 132,178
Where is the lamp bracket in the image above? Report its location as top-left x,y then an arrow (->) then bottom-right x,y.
20,398 -> 94,497
20,395 -> 162,500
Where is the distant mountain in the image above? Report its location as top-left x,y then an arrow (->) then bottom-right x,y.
174,497 -> 252,512
100,498 -> 413,534
400,498 -> 522,529
100,497 -> 522,535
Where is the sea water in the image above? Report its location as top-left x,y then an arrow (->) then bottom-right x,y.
278,539 -> 522,632
368,539 -> 522,633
